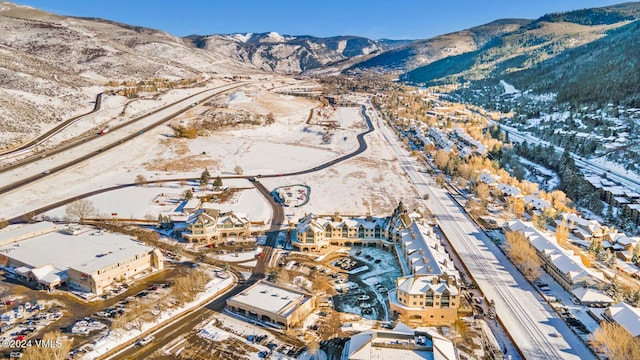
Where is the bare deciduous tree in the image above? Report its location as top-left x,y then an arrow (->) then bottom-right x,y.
21,330 -> 72,360
65,199 -> 97,223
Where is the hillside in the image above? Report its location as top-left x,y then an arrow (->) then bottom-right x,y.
502,19 -> 640,106
401,2 -> 640,102
185,32 -> 401,74
347,19 -> 530,73
0,1 -> 252,149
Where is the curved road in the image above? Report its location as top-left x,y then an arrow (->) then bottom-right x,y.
0,82 -> 247,196
99,110 -> 373,360
8,105 -> 374,223
0,93 -> 103,157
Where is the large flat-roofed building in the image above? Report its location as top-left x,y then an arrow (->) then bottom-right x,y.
0,222 -> 164,296
226,280 -> 315,329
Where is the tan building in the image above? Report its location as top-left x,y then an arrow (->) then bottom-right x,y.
182,209 -> 250,244
292,204 -> 461,327
292,202 -> 414,251
0,222 -> 164,296
390,274 -> 459,326
388,221 -> 460,326
226,280 -> 315,329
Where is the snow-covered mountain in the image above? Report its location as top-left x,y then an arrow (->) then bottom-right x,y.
185,32 -> 398,73
0,1 -> 254,148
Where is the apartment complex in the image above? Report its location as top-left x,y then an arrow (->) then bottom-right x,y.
182,209 -> 250,244
293,203 -> 461,326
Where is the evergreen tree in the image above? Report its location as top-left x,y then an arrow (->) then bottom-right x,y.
200,168 -> 211,185
213,176 -> 223,188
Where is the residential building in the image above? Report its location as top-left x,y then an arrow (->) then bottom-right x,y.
291,202 -> 414,252
389,221 -> 460,326
342,323 -> 458,360
603,302 -> 640,337
182,209 -> 250,244
507,220 -> 604,291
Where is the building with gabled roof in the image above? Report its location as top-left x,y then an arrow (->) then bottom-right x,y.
507,220 -> 604,291
603,302 -> 640,337
389,221 -> 460,326
182,208 -> 250,244
291,202 -> 415,252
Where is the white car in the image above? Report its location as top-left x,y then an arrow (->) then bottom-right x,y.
135,335 -> 154,347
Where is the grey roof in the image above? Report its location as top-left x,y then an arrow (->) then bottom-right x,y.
1,225 -> 154,275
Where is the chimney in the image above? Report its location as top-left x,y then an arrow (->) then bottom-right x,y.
422,256 -> 427,264
431,276 -> 437,284
333,212 -> 341,222
419,248 -> 424,255
366,212 -> 372,222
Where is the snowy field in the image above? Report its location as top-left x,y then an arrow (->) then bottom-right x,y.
41,179 -> 271,224
1,86 -> 419,224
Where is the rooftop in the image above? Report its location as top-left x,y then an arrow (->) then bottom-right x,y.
228,280 -> 312,317
0,224 -> 155,275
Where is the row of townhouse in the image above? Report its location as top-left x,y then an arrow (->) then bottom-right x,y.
585,174 -> 640,224
507,220 -> 607,303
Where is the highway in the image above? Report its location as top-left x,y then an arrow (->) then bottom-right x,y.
0,82 -> 247,196
373,104 -> 594,360
82,107 -> 376,360
6,104 -> 375,223
0,93 -> 103,157
498,122 -> 640,193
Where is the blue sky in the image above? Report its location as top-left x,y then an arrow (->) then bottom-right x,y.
13,0 -> 627,39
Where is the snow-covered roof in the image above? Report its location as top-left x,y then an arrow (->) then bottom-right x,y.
227,280 -> 312,317
508,220 -> 604,285
399,222 -> 457,277
0,223 -> 155,276
0,221 -> 58,246
345,325 -> 457,360
396,275 -> 458,296
605,302 -> 640,337
571,287 -> 614,304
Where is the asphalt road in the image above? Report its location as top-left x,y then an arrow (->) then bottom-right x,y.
7,105 -> 375,224
374,105 -> 594,360
498,122 -> 640,193
98,108 -> 374,359
0,82 -> 247,195
0,93 -> 102,157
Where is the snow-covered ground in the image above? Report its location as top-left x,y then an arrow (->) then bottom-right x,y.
214,248 -> 262,262
86,270 -> 234,359
519,156 -> 560,191
1,88 -> 418,223
41,179 -> 270,224
500,80 -> 519,95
